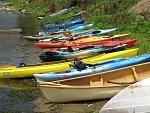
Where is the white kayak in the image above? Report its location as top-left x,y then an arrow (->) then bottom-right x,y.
100,77 -> 150,113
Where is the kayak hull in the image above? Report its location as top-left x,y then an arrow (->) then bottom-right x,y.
0,49 -> 138,78
35,34 -> 130,49
34,53 -> 150,82
39,44 -> 128,62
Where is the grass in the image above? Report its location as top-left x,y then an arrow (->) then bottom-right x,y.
6,0 -> 150,54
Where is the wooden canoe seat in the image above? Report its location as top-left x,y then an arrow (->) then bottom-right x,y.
90,75 -> 104,87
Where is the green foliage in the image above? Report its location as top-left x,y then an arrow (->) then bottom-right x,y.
7,0 -> 150,54
7,0 -> 27,10
115,0 -> 139,12
30,6 -> 47,15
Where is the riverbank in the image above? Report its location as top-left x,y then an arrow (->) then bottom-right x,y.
1,0 -> 150,113
5,0 -> 150,54
0,1 -> 17,13
0,2 -> 109,113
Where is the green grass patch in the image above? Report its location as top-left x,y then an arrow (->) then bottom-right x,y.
6,0 -> 150,54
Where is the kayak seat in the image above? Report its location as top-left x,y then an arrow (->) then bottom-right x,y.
16,62 -> 26,68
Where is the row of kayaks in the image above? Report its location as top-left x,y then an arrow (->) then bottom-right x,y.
1,9 -> 150,104
34,53 -> 150,82
23,28 -> 118,41
36,37 -> 136,62
1,47 -> 150,81
23,23 -> 137,63
19,10 -> 150,103
39,44 -> 128,62
0,48 -> 139,78
39,23 -> 94,36
34,33 -> 130,48
1,18 -> 143,79
33,31 -> 133,62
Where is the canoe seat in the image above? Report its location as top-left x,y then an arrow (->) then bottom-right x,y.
90,75 -> 104,87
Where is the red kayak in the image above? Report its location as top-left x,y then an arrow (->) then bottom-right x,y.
46,39 -> 137,52
35,40 -> 73,48
81,39 -> 137,47
35,39 -> 137,49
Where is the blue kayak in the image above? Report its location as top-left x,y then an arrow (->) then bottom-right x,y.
50,7 -> 75,17
43,19 -> 84,28
66,28 -> 117,40
39,23 -> 93,35
39,28 -> 117,42
34,53 -> 150,82
67,23 -> 93,31
78,28 -> 117,36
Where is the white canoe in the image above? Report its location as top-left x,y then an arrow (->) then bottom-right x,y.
100,76 -> 150,113
38,62 -> 150,102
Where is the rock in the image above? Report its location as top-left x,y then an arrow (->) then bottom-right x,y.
19,9 -> 30,14
0,29 -> 22,33
129,0 -> 150,20
0,6 -> 17,12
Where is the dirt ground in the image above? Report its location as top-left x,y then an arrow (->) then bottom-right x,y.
129,0 -> 150,20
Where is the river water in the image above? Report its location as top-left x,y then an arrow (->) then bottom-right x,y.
0,3 -> 108,113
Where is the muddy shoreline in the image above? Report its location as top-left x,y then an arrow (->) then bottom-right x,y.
0,1 -> 109,113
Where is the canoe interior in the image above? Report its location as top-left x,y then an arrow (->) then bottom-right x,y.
42,62 -> 150,88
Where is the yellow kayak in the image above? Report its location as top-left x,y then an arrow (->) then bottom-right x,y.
0,48 -> 138,78
72,33 -> 130,44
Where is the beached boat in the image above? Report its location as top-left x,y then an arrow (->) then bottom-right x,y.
43,19 -> 84,28
40,39 -> 137,53
75,28 -> 117,36
37,61 -> 150,102
67,23 -> 93,31
39,44 -> 127,62
39,28 -> 117,42
39,23 -> 93,36
23,33 -> 62,41
72,33 -> 129,44
100,76 -> 150,113
49,7 -> 74,17
0,49 -> 138,78
35,33 -> 130,48
81,39 -> 137,47
66,28 -> 117,40
34,53 -> 150,82
24,28 -> 117,41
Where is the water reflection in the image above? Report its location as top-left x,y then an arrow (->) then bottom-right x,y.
0,78 -> 108,113
16,14 -> 41,35
0,33 -> 40,65
0,79 -> 37,89
0,11 -> 18,29
0,6 -> 107,113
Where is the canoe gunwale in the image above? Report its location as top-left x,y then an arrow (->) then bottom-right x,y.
38,61 -> 150,88
39,61 -> 149,83
39,83 -> 128,89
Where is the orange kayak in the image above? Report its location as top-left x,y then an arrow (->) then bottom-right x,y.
35,33 -> 130,49
35,41 -> 73,48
